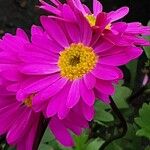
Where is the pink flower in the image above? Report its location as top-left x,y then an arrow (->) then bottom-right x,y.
0,30 -> 89,148
0,79 -> 41,150
5,15 -> 141,120
39,0 -> 150,46
0,77 -> 88,148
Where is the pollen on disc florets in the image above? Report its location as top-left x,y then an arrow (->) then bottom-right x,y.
58,43 -> 98,80
85,14 -> 96,26
85,14 -> 112,30
24,95 -> 34,107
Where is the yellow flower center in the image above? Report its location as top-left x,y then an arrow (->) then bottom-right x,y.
105,23 -> 111,30
24,95 -> 34,107
85,14 -> 112,30
85,14 -> 96,26
58,43 -> 98,80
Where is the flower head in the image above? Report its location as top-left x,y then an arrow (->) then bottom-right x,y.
4,15 -> 141,121
0,29 -> 89,148
39,0 -> 150,46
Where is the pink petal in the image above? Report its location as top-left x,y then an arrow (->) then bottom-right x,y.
1,69 -> 22,81
46,81 -> 69,118
69,0 -> 86,15
7,109 -> 33,145
49,117 -> 74,147
17,113 -> 40,150
83,4 -> 91,14
46,98 -> 59,117
63,121 -> 82,135
95,79 -> 115,95
76,13 -> 92,45
57,83 -> 71,119
67,108 -> 88,128
82,103 -> 95,121
33,78 -> 68,105
95,12 -> 110,31
92,64 -> 122,80
62,4 -> 77,22
31,35 -> 63,54
31,25 -> 44,36
40,16 -> 69,47
103,32 -> 131,46
100,46 -> 143,66
7,83 -> 20,92
20,64 -> 60,75
16,28 -> 29,41
65,21 -> 81,43
95,90 -> 110,104
67,80 -> 80,108
108,7 -> 129,22
94,37 -> 114,53
111,22 -> 127,34
80,79 -> 95,106
93,0 -> 103,17
39,0 -> 61,16
20,50 -> 58,64
83,73 -> 96,89
17,74 -> 60,98
0,103 -> 19,134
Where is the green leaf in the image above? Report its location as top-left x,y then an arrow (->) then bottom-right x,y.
135,103 -> 150,139
38,144 -> 52,150
86,138 -> 104,150
74,132 -> 89,150
105,142 -> 123,150
112,83 -> 132,109
94,102 -> 114,123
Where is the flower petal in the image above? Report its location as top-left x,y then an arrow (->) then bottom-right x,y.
100,47 -> 143,66
7,109 -> 33,145
40,16 -> 69,47
93,0 -> 103,17
67,80 -> 80,108
108,7 -> 129,22
49,117 -> 74,147
92,64 -> 122,80
83,73 -> 96,89
80,79 -> 95,106
95,79 -> 115,95
82,103 -> 95,121
33,78 -> 68,106
20,64 -> 60,75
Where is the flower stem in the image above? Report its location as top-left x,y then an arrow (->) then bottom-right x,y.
33,114 -> 49,150
99,97 -> 127,150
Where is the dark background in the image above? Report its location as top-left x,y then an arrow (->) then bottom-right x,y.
0,0 -> 150,38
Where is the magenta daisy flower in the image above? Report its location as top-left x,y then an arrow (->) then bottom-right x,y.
39,0 -> 105,25
39,0 -> 150,46
0,77 -> 89,148
0,29 -> 89,148
0,80 -> 41,150
12,14 -> 142,120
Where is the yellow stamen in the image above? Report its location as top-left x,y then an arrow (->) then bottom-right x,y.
85,14 -> 96,27
105,23 -> 111,30
24,95 -> 34,107
58,43 -> 98,80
